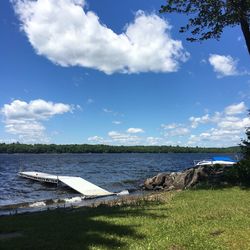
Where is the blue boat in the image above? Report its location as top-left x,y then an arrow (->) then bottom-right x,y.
194,156 -> 237,167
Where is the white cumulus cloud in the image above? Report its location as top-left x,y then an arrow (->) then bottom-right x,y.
13,0 -> 189,74
208,54 -> 238,77
224,102 -> 246,115
2,99 -> 72,121
189,113 -> 223,129
161,123 -> 190,137
186,102 -> 249,146
146,137 -> 163,145
108,131 -> 141,145
161,123 -> 178,129
187,128 -> 241,147
87,136 -> 104,144
1,99 -> 72,143
127,128 -> 144,134
218,117 -> 250,130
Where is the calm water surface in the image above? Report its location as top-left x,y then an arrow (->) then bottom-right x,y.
0,153 -> 235,206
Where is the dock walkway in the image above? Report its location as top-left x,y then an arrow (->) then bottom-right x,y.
19,171 -> 115,197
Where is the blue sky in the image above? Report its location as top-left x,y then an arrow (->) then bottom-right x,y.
0,0 -> 250,147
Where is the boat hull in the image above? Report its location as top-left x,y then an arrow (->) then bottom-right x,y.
195,160 -> 236,167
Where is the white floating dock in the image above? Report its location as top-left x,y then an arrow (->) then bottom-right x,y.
18,171 -> 115,197
58,176 -> 114,197
19,171 -> 58,184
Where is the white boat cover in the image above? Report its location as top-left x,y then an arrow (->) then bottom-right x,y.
195,160 -> 236,166
58,176 -> 114,197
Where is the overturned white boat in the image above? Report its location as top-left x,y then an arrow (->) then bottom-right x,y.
194,156 -> 237,167
18,171 -> 128,198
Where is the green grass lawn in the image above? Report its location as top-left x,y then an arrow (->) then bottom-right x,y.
1,188 -> 250,250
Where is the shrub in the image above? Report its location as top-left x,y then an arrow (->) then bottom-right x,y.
237,111 -> 250,185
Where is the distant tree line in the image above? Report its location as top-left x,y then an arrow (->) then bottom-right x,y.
0,143 -> 240,154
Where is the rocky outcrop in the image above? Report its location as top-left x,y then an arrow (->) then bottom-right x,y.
143,165 -> 230,191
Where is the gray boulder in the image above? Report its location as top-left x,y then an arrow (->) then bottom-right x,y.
143,165 -> 229,191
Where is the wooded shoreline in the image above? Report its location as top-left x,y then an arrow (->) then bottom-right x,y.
0,143 -> 240,154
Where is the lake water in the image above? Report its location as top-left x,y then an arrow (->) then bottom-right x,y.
0,153 -> 235,208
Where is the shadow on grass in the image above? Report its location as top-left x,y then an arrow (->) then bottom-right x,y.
0,200 -> 164,250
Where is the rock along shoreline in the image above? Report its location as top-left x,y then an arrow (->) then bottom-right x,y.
143,165 -> 233,191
